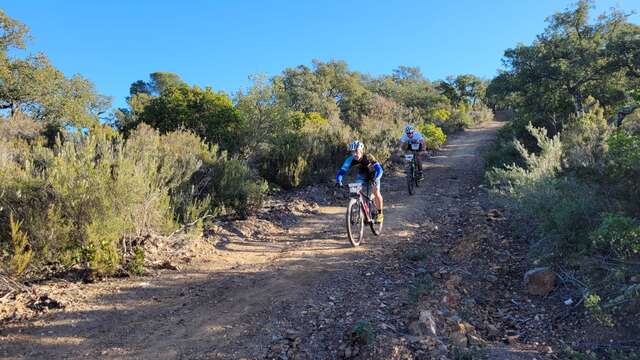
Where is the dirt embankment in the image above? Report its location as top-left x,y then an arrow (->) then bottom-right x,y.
1,121 -> 571,359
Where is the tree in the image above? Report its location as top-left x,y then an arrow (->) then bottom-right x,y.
274,60 -> 376,127
488,1 -> 640,136
131,72 -> 186,96
0,10 -> 107,128
114,72 -> 186,134
137,84 -> 241,151
436,74 -> 486,107
368,66 -> 446,117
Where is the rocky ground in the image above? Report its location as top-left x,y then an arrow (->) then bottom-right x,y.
1,120 -> 633,359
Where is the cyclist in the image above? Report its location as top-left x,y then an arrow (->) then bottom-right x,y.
399,124 -> 425,179
336,140 -> 384,223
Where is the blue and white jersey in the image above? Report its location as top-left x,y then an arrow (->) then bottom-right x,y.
336,154 -> 383,184
400,131 -> 424,144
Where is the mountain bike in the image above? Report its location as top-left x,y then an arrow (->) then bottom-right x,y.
345,182 -> 383,246
405,143 -> 422,195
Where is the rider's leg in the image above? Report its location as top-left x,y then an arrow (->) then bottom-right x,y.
372,181 -> 383,218
417,144 -> 424,176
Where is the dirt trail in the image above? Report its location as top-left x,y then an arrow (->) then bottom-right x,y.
1,120 -> 543,359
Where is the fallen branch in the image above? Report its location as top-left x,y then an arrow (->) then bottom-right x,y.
168,213 -> 215,238
0,273 -> 30,296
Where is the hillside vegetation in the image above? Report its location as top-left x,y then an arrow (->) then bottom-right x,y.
0,9 -> 491,277
484,0 -> 640,340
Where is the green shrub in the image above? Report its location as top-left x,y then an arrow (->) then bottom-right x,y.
126,246 -> 145,275
606,130 -> 640,211
0,120 -> 266,275
488,124 -> 604,260
584,293 -> 614,326
590,214 -> 640,259
487,123 -> 563,192
7,213 -> 32,277
437,109 -> 472,133
562,103 -> 611,177
621,108 -> 640,134
418,123 -> 447,150
469,104 -> 494,124
483,122 -> 524,171
209,157 -> 268,218
257,126 -> 345,189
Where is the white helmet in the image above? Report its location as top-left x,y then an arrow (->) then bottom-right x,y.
404,124 -> 415,133
347,140 -> 364,152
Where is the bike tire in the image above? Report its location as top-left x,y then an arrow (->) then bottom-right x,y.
414,158 -> 421,188
407,168 -> 415,195
369,203 -> 383,236
346,198 -> 364,247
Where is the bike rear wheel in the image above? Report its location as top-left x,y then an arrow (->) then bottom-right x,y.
346,198 -> 364,246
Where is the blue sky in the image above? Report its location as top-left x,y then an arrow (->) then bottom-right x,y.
3,1 -> 639,109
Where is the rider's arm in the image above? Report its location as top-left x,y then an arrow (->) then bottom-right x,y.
399,134 -> 408,151
373,162 -> 383,180
336,155 -> 354,184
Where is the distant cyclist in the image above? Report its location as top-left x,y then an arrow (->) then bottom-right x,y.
336,140 -> 384,223
399,124 -> 425,179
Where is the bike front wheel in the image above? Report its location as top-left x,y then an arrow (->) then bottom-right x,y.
407,168 -> 415,195
346,198 -> 364,246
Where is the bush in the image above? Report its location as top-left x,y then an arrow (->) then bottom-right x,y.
487,123 -> 563,192
469,104 -> 494,124
7,214 -> 32,277
418,123 -> 447,150
437,109 -> 472,133
606,129 -> 640,212
562,103 -> 612,177
488,124 -> 603,260
126,247 -> 145,275
483,122 -> 524,171
590,214 -> 640,259
0,121 -> 265,275
621,108 -> 640,134
257,123 -> 347,189
209,157 -> 268,218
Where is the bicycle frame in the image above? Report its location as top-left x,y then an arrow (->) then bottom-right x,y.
349,183 -> 374,224
404,151 -> 419,174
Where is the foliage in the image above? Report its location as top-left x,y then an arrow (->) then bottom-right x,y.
584,293 -> 614,326
436,74 -> 487,107
606,129 -> 640,211
135,85 -> 241,152
561,100 -> 612,177
485,2 -> 640,325
488,123 -> 562,192
0,119 -> 263,275
487,1 -> 640,138
126,247 -> 145,276
208,156 -> 268,218
0,11 -> 108,127
7,213 -> 32,277
418,123 -> 447,150
590,214 -> 640,259
256,121 -> 346,189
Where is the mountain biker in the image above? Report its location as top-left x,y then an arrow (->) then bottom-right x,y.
336,140 -> 384,223
399,124 -> 425,179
